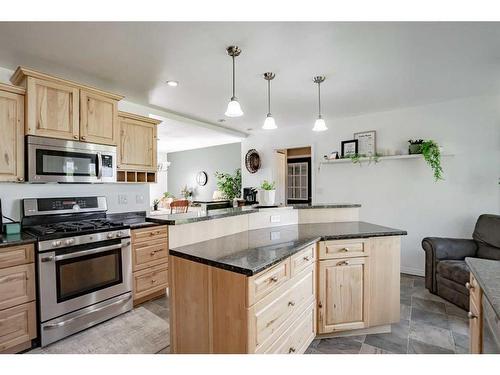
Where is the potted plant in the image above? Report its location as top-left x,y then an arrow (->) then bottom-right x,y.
152,199 -> 160,211
180,185 -> 193,200
408,139 -> 424,154
215,168 -> 242,200
259,180 -> 276,206
421,140 -> 444,181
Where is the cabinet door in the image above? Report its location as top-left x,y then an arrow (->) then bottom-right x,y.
118,116 -> 157,171
80,90 -> 119,145
318,257 -> 368,333
26,77 -> 79,140
0,90 -> 24,182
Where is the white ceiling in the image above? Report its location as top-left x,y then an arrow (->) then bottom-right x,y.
0,22 -> 499,134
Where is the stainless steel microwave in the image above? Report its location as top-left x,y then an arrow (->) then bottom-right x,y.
27,136 -> 117,183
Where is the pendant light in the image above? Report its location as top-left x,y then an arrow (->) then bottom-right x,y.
225,45 -> 244,117
262,72 -> 277,130
312,76 -> 328,132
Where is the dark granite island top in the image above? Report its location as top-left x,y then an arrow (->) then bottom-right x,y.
465,257 -> 500,319
147,206 -> 259,225
169,221 -> 407,276
0,232 -> 36,249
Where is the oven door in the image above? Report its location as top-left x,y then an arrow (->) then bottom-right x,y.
27,136 -> 116,183
38,238 -> 132,322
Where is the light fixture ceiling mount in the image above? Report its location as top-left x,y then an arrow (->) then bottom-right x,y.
262,72 -> 277,130
225,45 -> 244,117
312,75 -> 328,132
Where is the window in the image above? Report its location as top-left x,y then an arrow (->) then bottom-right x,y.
287,162 -> 308,200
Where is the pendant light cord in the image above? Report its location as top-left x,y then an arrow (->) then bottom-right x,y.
267,79 -> 271,114
232,55 -> 235,98
318,81 -> 322,118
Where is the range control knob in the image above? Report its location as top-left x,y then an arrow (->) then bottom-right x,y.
116,231 -> 123,238
65,238 -> 75,246
52,240 -> 62,248
107,233 -> 114,239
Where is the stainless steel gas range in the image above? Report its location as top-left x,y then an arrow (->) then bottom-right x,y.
22,196 -> 132,347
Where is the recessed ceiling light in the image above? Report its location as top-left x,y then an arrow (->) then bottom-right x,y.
218,119 -> 226,123
166,80 -> 178,87
246,128 -> 253,131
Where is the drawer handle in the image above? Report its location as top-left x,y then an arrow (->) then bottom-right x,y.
150,249 -> 162,256
465,282 -> 474,290
270,276 -> 279,282
151,279 -> 157,284
303,256 -> 311,261
340,247 -> 349,252
288,301 -> 295,307
467,311 -> 477,320
150,231 -> 161,236
288,347 -> 296,353
338,260 -> 350,266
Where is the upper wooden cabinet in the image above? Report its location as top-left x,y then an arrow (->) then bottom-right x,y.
0,83 -> 25,182
118,111 -> 161,171
80,90 -> 119,145
10,66 -> 123,145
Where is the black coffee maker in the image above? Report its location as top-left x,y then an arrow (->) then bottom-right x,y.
243,187 -> 258,205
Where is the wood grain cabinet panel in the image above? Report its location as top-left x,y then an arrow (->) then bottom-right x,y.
319,239 -> 367,260
290,244 -> 315,277
132,239 -> 169,272
118,112 -> 159,172
0,264 -> 35,311
80,90 -> 119,145
247,259 -> 290,306
26,77 -> 79,140
318,257 -> 368,333
0,86 -> 24,182
0,244 -> 34,269
133,264 -> 168,300
0,302 -> 36,353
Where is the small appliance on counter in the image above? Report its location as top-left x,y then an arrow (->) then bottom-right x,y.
193,200 -> 232,211
243,187 -> 258,205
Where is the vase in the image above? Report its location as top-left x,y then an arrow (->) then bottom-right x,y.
259,190 -> 276,206
409,144 -> 423,154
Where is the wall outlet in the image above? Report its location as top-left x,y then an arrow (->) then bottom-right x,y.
270,215 -> 281,223
270,231 -> 281,241
118,194 -> 128,205
135,194 -> 144,204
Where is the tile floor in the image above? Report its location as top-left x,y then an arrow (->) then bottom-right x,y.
140,273 -> 470,354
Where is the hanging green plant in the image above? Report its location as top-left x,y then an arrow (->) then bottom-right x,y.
421,140 -> 444,181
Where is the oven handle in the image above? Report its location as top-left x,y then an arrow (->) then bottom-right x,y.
40,241 -> 130,263
97,152 -> 103,179
43,294 -> 132,330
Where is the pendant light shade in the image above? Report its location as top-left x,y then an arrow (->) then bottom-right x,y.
225,46 -> 243,118
262,72 -> 277,130
312,76 -> 328,132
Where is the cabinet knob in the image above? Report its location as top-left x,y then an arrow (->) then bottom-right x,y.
151,279 -> 157,284
467,311 -> 477,319
303,256 -> 311,261
288,347 -> 296,353
270,276 -> 278,282
17,177 -> 24,182
288,301 -> 295,307
340,247 -> 350,252
465,282 -> 474,290
73,135 -> 78,139
81,136 -> 86,140
338,260 -> 350,266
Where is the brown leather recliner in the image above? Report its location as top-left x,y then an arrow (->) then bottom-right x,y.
422,214 -> 500,310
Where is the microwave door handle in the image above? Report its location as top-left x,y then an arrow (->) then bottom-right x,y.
52,241 -> 130,262
97,152 -> 103,179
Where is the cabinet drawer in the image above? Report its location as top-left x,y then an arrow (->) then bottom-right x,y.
249,266 -> 314,352
0,301 -> 36,353
132,239 -> 168,271
0,264 -> 35,311
319,239 -> 367,259
0,244 -> 34,269
265,301 -> 316,354
132,226 -> 168,244
290,245 -> 316,277
247,259 -> 290,306
133,264 -> 168,300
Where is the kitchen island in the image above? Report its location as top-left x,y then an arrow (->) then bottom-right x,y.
153,204 -> 406,354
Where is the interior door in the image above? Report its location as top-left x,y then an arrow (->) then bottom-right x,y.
318,257 -> 368,333
273,150 -> 287,206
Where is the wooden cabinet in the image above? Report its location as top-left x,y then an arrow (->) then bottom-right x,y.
131,225 -> 168,305
0,84 -> 25,182
117,112 -> 160,172
468,274 -> 483,354
25,77 -> 80,140
318,257 -> 368,333
80,90 -> 119,145
11,66 -> 123,145
0,243 -> 36,353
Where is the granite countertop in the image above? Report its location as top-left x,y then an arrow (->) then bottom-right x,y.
169,221 -> 407,276
288,203 -> 362,209
107,211 -> 159,229
147,206 -> 259,225
0,232 -> 36,249
465,257 -> 500,319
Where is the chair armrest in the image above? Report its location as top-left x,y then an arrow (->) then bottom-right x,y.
422,237 -> 478,260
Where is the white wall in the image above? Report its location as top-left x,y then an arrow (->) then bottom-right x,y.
149,152 -> 168,204
242,95 -> 500,275
167,143 -> 241,201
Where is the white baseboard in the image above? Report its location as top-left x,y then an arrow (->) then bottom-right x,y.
401,266 -> 425,277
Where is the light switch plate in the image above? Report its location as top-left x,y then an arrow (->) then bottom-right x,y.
270,231 -> 281,241
270,215 -> 281,223
118,194 -> 128,205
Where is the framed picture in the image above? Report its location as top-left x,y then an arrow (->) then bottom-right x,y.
354,130 -> 376,156
341,139 -> 358,158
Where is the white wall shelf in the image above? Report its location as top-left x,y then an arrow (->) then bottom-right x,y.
318,153 -> 454,171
